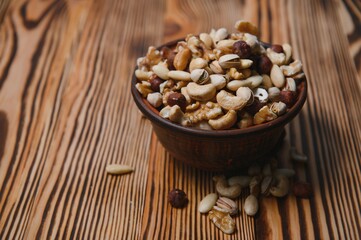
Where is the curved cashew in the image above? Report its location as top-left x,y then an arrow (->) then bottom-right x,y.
213,175 -> 242,199
266,48 -> 286,66
227,75 -> 263,91
186,82 -> 216,101
282,43 -> 292,64
208,110 -> 237,130
270,174 -> 290,197
216,90 -> 247,111
280,60 -> 303,77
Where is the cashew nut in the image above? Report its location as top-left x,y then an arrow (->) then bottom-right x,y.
210,74 -> 227,90
266,48 -> 286,66
135,69 -> 153,81
208,110 -> 237,130
216,90 -> 247,111
213,175 -> 242,199
227,75 -> 263,91
270,174 -> 290,197
147,92 -> 163,107
280,60 -> 303,77
173,47 -> 191,70
186,82 -> 216,101
282,43 -> 292,64
168,70 -> 191,81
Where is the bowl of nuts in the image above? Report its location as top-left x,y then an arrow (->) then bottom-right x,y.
131,20 -> 307,171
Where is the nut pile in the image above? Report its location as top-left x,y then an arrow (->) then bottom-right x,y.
134,20 -> 305,130
197,140 -> 311,234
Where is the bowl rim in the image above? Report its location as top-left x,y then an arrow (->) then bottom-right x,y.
131,39 -> 307,138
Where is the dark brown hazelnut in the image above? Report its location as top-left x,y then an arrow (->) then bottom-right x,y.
233,41 -> 252,59
279,91 -> 298,108
271,44 -> 284,53
168,189 -> 188,208
149,76 -> 164,92
167,92 -> 187,112
257,55 -> 273,74
244,98 -> 266,115
161,47 -> 176,70
293,181 -> 312,198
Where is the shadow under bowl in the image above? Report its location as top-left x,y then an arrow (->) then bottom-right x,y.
131,40 -> 307,171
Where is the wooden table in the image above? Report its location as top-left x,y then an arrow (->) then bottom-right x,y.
0,0 -> 360,239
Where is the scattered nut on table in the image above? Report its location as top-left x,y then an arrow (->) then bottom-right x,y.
134,19 -> 305,130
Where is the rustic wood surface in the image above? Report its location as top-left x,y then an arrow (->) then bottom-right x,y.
0,0 -> 360,239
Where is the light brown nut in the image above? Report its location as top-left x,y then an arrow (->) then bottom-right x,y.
249,175 -> 262,197
291,147 -> 308,163
147,92 -> 163,108
152,64 -> 169,80
168,70 -> 191,81
174,48 -> 191,70
187,35 -> 202,57
270,64 -> 286,88
200,33 -> 213,49
236,87 -> 254,105
135,69 -> 153,81
216,197 -> 238,216
244,195 -> 259,216
216,90 -> 247,111
237,112 -> 253,129
280,60 -> 303,77
282,43 -> 292,64
243,33 -> 258,48
218,54 -> 240,69
208,208 -> 235,234
199,193 -> 218,213
180,87 -> 191,103
253,88 -> 268,103
209,60 -> 224,74
270,101 -> 287,116
210,74 -> 227,90
266,48 -> 286,66
234,20 -> 259,36
213,175 -> 242,199
159,105 -> 172,118
168,105 -> 185,123
190,69 -> 210,84
228,175 -> 251,188
216,39 -> 237,49
189,58 -> 208,72
227,75 -> 263,91
186,82 -> 217,101
261,74 -> 273,89
106,164 -> 134,175
253,106 -> 277,125
213,28 -> 229,43
205,104 -> 223,119
268,87 -> 281,101
270,174 -> 290,197
283,78 -> 297,92
186,101 -> 201,112
208,110 -> 237,130
135,81 -> 153,98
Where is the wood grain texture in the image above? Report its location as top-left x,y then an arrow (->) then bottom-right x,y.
0,0 -> 360,239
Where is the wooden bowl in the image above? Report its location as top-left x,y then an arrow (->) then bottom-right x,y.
131,40 -> 307,171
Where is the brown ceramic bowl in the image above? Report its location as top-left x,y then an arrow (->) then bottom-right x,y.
131,39 -> 307,171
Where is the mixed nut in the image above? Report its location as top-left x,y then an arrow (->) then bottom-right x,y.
195,140 -> 311,235
134,20 -> 305,130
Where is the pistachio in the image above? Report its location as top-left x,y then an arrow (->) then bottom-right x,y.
106,164 -> 134,175
244,195 -> 259,216
253,88 -> 268,103
190,69 -> 210,84
270,64 -> 286,88
270,174 -> 290,197
218,54 -> 240,69
209,208 -> 235,234
216,197 -> 238,216
199,193 -> 218,213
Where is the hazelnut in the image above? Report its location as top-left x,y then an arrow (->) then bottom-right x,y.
167,92 -> 187,112
168,189 -> 188,208
161,46 -> 176,70
150,76 -> 164,92
270,44 -> 284,53
233,40 -> 251,59
244,98 -> 266,115
293,181 -> 312,198
257,55 -> 273,74
279,91 -> 297,108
